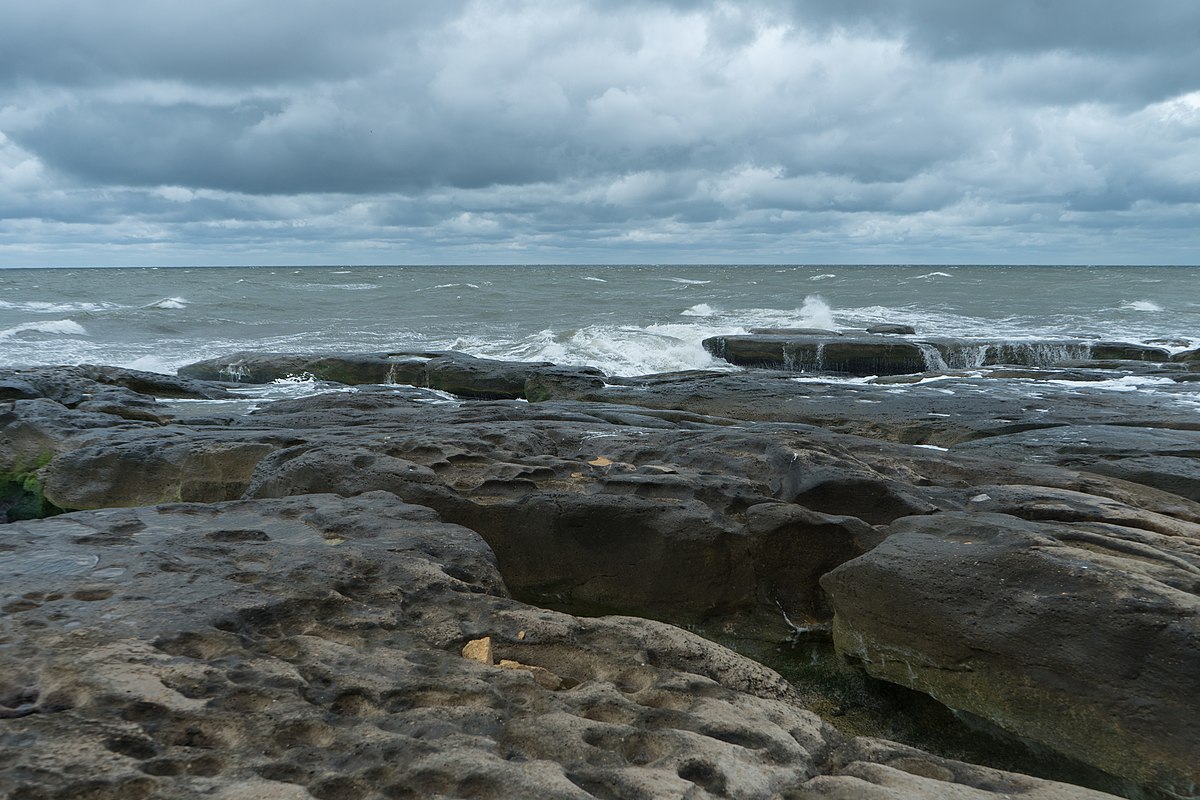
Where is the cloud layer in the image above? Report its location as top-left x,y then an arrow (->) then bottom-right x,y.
2,0 -> 1199,265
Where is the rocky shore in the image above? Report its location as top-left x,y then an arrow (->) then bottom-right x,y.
3,333 -> 1199,799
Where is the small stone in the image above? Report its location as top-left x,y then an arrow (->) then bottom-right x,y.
498,659 -> 563,690
462,636 -> 494,665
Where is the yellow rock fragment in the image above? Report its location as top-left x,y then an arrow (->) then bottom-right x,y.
498,659 -> 563,690
461,636 -> 494,665
587,456 -> 613,467
517,630 -> 526,641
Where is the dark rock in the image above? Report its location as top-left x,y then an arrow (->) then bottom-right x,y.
703,335 -> 929,375
865,324 -> 916,335
1087,342 -> 1172,361
423,352 -> 554,399
176,350 -> 432,385
821,511 -> 1200,797
749,327 -> 843,336
955,424 -> 1200,502
0,365 -> 232,405
1172,347 -> 1200,370
703,335 -> 1174,376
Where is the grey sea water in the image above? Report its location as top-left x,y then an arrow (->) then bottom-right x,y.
2,265 -> 1198,380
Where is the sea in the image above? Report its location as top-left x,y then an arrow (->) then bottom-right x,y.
2,265 -> 1198,402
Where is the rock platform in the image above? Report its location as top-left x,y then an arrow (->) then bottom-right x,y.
3,347 -> 1199,799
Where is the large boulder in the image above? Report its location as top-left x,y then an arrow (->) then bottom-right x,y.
821,511 -> 1200,797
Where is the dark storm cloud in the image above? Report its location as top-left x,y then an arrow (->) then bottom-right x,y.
1,0 -> 1198,265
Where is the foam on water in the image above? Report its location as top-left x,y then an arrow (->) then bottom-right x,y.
147,297 -> 189,310
1122,300 -> 1162,312
681,304 -> 717,317
0,299 -> 122,314
472,323 -> 730,376
582,276 -> 608,283
796,295 -> 836,330
0,319 -> 88,339
665,278 -> 711,285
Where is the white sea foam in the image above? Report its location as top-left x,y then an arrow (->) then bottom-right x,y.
796,295 -> 836,329
666,278 -> 711,285
469,323 -> 731,376
913,271 -> 953,279
121,355 -> 176,375
0,299 -> 121,313
148,296 -> 188,309
420,283 -> 481,291
1122,300 -> 1162,312
681,303 -> 717,317
810,274 -> 836,281
0,319 -> 88,339
333,284 -> 380,291
582,276 -> 608,283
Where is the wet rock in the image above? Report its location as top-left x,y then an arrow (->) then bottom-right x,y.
955,425 -> 1200,502
865,324 -> 916,335
176,350 -> 432,385
703,335 -> 1172,376
0,365 -> 232,405
821,511 -> 1200,797
1087,342 -> 1172,361
703,334 -> 929,375
423,352 -> 554,399
1172,347 -> 1200,370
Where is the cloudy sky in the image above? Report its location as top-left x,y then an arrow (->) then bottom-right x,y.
2,0 -> 1199,266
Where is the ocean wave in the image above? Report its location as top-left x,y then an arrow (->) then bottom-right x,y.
582,276 -> 608,283
0,299 -> 122,314
810,274 -> 836,281
665,278 -> 711,285
0,319 -> 89,339
418,283 -> 481,291
913,271 -> 953,279
681,303 -> 718,317
1122,300 -> 1162,312
147,296 -> 189,310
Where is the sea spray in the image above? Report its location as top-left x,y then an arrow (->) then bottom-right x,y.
796,295 -> 836,330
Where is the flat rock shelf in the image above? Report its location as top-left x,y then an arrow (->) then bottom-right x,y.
3,347 -> 1199,800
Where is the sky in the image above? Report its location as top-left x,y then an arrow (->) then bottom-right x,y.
1,0 -> 1199,267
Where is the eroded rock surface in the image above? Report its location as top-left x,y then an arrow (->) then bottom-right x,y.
821,511 -> 1200,797
0,493 -> 1123,800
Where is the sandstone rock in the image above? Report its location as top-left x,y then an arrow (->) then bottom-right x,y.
0,492 -> 838,799
821,511 -> 1200,797
954,424 -> 1200,502
703,334 -> 929,375
1172,347 -> 1200,370
462,636 -> 494,664
792,738 -> 1119,799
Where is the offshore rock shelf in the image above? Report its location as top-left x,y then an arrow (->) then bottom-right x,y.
2,351 -> 1200,799
702,331 -> 1181,376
